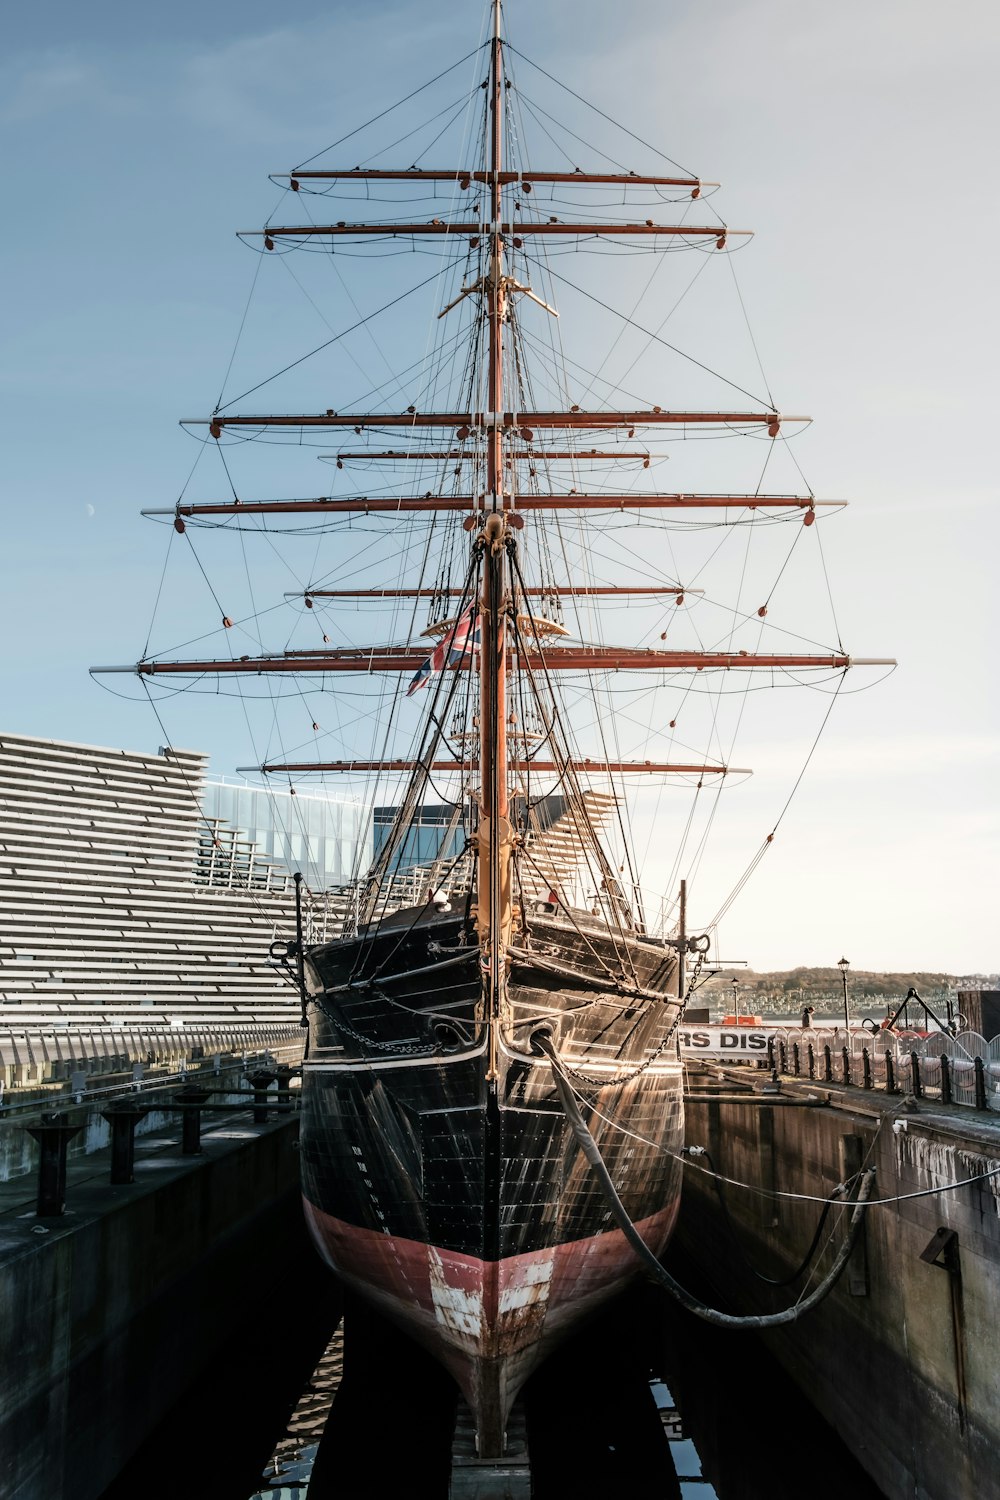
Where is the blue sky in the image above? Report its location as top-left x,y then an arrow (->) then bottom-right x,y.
2,0 -> 997,971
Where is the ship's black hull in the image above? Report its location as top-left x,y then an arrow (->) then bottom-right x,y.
300,905 -> 683,1453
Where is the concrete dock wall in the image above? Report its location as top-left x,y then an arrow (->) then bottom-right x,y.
676,1081 -> 1000,1500
0,1116 -> 304,1500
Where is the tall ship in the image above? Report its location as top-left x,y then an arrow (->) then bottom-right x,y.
98,0 -> 891,1457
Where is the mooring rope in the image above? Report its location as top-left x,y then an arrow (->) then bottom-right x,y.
536,1037 -> 875,1330
696,1146 -> 850,1289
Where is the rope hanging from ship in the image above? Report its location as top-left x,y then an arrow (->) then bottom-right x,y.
698,1148 -> 859,1290
536,1033 -> 876,1330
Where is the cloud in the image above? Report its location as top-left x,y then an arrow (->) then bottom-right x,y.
179,29 -> 314,144
1,53 -> 136,122
648,0 -> 999,99
176,9 -> 474,146
745,731 -> 1000,780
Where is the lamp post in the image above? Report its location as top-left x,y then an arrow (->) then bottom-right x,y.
837,957 -> 850,1033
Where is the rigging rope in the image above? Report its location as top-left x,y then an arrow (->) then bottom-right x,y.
505,44 -> 700,178
537,1035 -> 876,1329
697,1147 -> 852,1288
522,256 -> 774,409
708,671 -> 846,930
215,267 -> 448,412
292,47 -> 487,170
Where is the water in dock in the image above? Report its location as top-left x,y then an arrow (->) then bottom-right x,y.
102,1271 -> 885,1499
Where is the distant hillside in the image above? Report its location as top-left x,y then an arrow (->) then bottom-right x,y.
696,966 -> 997,1015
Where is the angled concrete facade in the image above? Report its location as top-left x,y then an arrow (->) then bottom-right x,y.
0,733 -> 336,1053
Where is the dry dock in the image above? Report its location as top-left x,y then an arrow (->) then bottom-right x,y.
0,1081 -> 306,1500
677,1062 -> 1000,1500
5,1029 -> 1000,1499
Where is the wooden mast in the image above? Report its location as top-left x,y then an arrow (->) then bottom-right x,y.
479,5 -> 509,1454
479,0 -> 511,1082
92,10 -> 900,999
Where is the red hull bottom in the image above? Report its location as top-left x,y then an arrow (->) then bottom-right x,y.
303,1195 -> 680,1453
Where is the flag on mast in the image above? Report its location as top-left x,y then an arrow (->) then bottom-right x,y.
406,603 -> 481,696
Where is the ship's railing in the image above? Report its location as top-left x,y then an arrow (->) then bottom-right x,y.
764,1026 -> 1000,1113
306,864 -> 628,938
289,870 -> 461,944
308,844 -> 636,935
382,860 -> 475,907
300,884 -> 360,943
334,860 -> 476,931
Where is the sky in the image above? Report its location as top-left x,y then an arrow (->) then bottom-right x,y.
2,0 -> 998,974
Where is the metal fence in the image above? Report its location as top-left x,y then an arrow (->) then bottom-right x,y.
766,1026 -> 1000,1112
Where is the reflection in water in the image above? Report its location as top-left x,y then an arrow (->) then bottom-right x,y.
523,1297 -> 681,1499
649,1275 -> 887,1500
241,1282 -> 888,1499
97,1230 -> 341,1500
248,1330 -> 344,1497
651,1378 -> 718,1498
305,1292 -> 457,1499
89,1188 -> 885,1500
108,1255 -> 883,1498
246,1281 -> 883,1499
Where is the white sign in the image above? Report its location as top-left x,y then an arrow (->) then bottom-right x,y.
678,1026 -> 772,1058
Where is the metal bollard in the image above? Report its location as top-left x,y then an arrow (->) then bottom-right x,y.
862,1047 -> 872,1090
778,1039 -> 787,1074
275,1064 -> 296,1115
792,1042 -> 801,1076
823,1044 -> 833,1082
940,1054 -> 952,1105
841,1046 -> 851,1085
248,1070 -> 278,1124
807,1043 -> 816,1080
102,1102 -> 149,1185
910,1050 -> 923,1098
885,1051 -> 897,1095
974,1056 -> 988,1111
177,1086 -> 212,1154
26,1114 -> 84,1217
